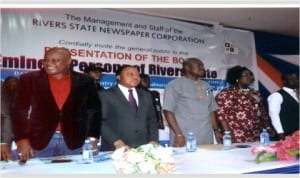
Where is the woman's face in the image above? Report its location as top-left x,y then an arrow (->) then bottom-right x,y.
238,70 -> 254,86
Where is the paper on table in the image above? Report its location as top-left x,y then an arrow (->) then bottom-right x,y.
198,144 -> 223,150
0,159 -> 43,170
172,147 -> 186,155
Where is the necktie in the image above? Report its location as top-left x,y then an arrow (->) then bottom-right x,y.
128,89 -> 138,113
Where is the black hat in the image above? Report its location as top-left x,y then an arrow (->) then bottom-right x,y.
84,64 -> 104,73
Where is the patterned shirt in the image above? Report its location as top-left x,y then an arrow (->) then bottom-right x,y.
215,87 -> 268,143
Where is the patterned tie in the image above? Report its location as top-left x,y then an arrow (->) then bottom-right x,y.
128,89 -> 138,113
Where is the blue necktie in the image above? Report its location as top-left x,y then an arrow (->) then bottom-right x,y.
128,89 -> 138,113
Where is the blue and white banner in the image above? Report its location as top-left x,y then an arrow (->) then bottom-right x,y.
1,8 -> 256,93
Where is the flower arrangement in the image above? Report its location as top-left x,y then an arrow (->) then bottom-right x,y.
111,144 -> 176,174
251,130 -> 300,164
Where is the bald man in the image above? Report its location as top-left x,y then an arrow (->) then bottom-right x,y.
13,47 -> 101,163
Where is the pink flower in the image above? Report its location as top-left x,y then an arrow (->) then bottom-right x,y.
251,146 -> 276,154
251,146 -> 266,154
252,130 -> 300,164
276,147 -> 297,161
292,130 -> 300,138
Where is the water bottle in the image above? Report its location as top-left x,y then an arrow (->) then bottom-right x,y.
260,128 -> 270,145
82,139 -> 94,164
186,132 -> 197,152
223,131 -> 232,150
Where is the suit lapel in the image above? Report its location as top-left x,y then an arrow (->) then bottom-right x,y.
114,86 -> 138,116
114,86 -> 128,103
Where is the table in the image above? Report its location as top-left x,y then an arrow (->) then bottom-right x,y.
172,144 -> 299,174
1,143 -> 299,175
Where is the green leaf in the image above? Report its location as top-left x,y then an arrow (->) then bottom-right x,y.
263,154 -> 277,162
133,163 -> 141,174
286,149 -> 299,157
255,151 -> 277,164
255,151 -> 266,164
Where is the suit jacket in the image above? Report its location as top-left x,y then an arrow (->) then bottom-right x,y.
99,86 -> 158,151
13,70 -> 101,150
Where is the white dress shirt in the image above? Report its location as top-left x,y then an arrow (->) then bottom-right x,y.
118,84 -> 139,106
267,87 -> 298,134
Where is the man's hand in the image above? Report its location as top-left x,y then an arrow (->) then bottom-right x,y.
148,141 -> 159,146
17,144 -> 34,164
173,134 -> 186,147
214,131 -> 223,144
87,137 -> 99,156
1,144 -> 14,161
113,139 -> 130,151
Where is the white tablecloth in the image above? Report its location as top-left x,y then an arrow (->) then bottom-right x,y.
1,143 -> 299,175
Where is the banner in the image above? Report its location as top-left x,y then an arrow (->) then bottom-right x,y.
1,8 -> 257,93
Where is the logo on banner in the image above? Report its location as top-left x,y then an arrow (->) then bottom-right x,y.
224,41 -> 239,54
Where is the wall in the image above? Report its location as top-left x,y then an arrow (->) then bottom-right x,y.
254,31 -> 299,109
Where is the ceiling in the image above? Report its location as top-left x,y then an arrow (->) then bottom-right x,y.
117,8 -> 299,37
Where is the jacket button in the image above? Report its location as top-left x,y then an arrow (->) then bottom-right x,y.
135,130 -> 138,133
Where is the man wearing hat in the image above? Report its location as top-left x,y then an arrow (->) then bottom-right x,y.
84,64 -> 105,90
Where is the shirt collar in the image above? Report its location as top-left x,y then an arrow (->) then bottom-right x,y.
48,73 -> 71,81
118,84 -> 136,94
283,86 -> 296,93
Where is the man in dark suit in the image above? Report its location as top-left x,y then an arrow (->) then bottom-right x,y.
13,47 -> 101,163
99,65 -> 159,151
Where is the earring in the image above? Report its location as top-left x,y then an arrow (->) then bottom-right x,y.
236,79 -> 238,83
